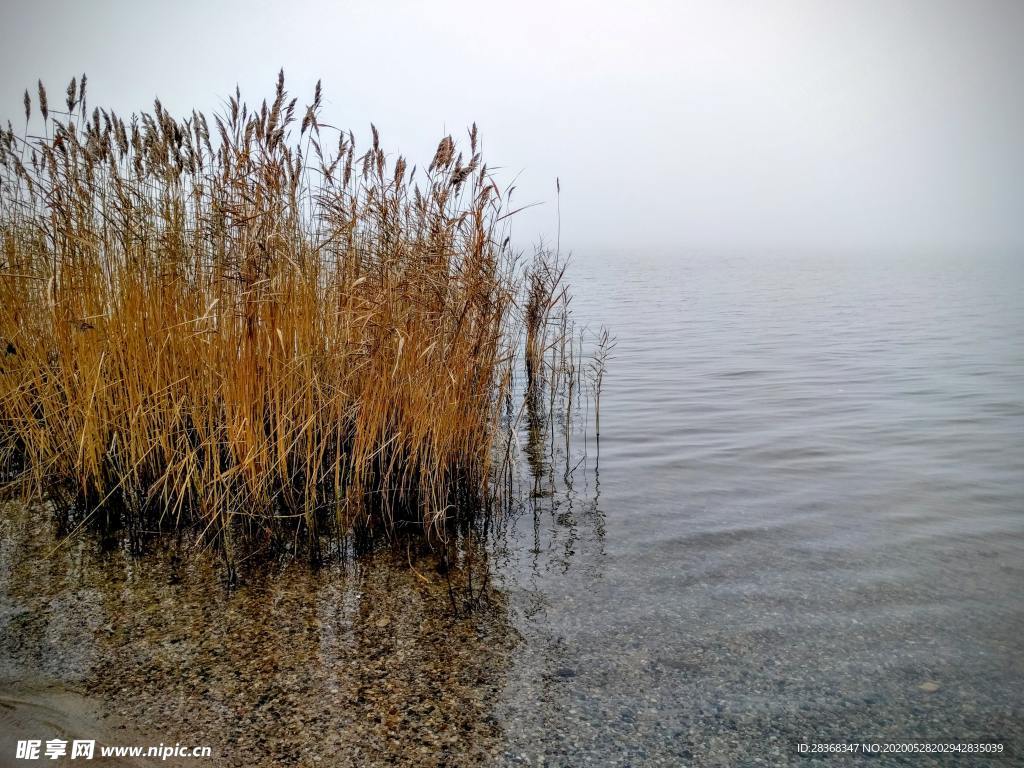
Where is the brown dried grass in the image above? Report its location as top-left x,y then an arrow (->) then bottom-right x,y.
0,72 -> 572,563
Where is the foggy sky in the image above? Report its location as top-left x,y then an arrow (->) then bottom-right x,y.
2,0 -> 1022,256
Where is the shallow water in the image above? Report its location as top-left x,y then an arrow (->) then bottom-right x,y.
492,251 -> 1024,765
2,251 -> 1022,766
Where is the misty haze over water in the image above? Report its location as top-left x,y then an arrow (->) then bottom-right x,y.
2,0 -> 1022,257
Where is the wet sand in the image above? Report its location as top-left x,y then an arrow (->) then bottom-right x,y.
0,674 -> 183,768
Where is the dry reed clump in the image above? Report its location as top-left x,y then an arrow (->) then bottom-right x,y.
0,72 -> 571,563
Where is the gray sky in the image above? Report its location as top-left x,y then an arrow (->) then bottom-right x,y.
2,0 -> 1022,255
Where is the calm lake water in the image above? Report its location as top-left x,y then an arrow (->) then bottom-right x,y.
494,251 -> 1024,764
2,251 -> 1022,766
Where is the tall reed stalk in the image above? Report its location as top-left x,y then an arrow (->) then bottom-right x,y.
0,73 -> 574,563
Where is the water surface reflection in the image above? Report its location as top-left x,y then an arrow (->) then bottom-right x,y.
1,503 -> 518,766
